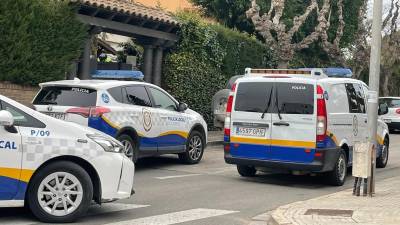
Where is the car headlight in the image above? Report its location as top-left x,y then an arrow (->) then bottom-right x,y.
87,134 -> 123,153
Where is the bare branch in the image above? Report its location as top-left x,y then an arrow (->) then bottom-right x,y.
333,0 -> 345,47
288,0 -> 318,37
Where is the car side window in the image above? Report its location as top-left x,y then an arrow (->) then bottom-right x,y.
0,101 -> 45,128
148,87 -> 177,111
124,86 -> 152,107
107,87 -> 123,103
345,83 -> 365,113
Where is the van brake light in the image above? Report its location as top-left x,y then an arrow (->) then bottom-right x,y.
316,85 -> 327,142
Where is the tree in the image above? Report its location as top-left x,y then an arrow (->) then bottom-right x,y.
0,0 -> 87,85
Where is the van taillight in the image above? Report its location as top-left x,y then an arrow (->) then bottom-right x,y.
316,85 -> 327,142
224,83 -> 236,151
396,109 -> 400,114
66,106 -> 110,118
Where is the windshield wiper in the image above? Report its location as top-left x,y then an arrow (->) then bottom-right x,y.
261,88 -> 274,119
275,87 -> 282,120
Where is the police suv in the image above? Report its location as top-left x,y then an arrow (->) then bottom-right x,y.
224,68 -> 390,186
32,80 -> 207,164
0,95 -> 134,222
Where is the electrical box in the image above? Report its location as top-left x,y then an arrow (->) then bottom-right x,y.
352,142 -> 372,178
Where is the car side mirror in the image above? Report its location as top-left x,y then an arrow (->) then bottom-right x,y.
378,103 -> 389,115
0,110 -> 14,127
178,102 -> 188,112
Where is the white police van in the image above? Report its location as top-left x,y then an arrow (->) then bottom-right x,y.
32,80 -> 207,164
224,68 -> 390,186
0,95 -> 134,223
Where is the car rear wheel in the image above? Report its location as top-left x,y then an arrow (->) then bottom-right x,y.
237,165 -> 257,177
326,150 -> 347,186
377,138 -> 389,168
118,134 -> 138,163
27,161 -> 93,223
179,131 -> 205,164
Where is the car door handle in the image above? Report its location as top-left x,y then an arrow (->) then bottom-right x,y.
273,122 -> 290,126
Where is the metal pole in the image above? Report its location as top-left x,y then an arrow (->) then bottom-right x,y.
367,0 -> 383,196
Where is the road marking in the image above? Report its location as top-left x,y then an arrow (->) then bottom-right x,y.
104,208 -> 238,225
0,203 -> 150,225
155,174 -> 202,180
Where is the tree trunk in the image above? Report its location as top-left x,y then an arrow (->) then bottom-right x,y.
382,71 -> 391,96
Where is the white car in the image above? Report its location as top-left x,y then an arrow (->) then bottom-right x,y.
224,68 -> 390,186
32,80 -> 208,164
0,95 -> 134,223
379,97 -> 400,132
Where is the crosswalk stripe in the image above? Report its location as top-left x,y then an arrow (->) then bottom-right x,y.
0,203 -> 150,225
103,208 -> 239,225
154,174 -> 201,180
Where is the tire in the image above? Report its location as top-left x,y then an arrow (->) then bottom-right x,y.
326,150 -> 347,186
27,161 -> 93,223
179,131 -> 205,164
377,138 -> 389,168
118,134 -> 138,163
237,165 -> 257,177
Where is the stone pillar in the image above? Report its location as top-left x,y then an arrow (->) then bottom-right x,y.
143,45 -> 154,83
152,47 -> 164,86
80,37 -> 92,80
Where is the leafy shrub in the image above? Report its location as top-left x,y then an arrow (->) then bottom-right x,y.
163,12 -> 275,127
0,0 -> 87,85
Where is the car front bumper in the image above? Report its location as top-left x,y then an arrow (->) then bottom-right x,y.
224,147 -> 341,173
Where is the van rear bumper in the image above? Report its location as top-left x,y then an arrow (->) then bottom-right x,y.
224,147 -> 341,173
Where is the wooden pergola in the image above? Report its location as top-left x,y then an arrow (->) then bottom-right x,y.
71,0 -> 179,86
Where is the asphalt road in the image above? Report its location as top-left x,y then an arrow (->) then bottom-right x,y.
2,133 -> 400,225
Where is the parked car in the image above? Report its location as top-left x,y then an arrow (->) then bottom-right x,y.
32,80 -> 207,164
0,95 -> 134,223
224,68 -> 390,186
379,97 -> 400,132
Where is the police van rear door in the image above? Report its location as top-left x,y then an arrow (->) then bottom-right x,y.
33,86 -> 97,126
269,78 -> 317,163
230,79 -> 274,159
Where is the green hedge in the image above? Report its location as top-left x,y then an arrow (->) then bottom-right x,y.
163,12 -> 275,127
0,0 -> 87,85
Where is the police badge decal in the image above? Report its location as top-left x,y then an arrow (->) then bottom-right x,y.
142,108 -> 152,132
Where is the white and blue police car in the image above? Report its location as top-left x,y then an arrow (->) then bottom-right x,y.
33,80 -> 208,164
0,95 -> 134,222
224,68 -> 390,186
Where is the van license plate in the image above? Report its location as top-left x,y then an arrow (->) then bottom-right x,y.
45,113 -> 66,120
236,127 -> 266,137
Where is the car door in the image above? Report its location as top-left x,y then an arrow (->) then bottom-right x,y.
0,100 -> 45,200
147,86 -> 187,152
345,83 -> 367,145
269,79 -> 317,163
123,85 -> 157,152
230,80 -> 273,160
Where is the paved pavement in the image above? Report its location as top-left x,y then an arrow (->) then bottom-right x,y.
1,132 -> 400,225
267,176 -> 400,225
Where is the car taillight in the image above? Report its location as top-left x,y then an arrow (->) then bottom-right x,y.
396,109 -> 400,114
66,106 -> 110,118
224,83 -> 236,152
316,85 -> 327,142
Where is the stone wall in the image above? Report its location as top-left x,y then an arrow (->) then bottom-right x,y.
0,82 -> 39,106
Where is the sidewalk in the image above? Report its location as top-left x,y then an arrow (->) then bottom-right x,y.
208,130 -> 223,146
266,177 -> 400,225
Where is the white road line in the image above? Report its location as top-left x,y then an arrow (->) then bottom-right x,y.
155,174 -> 202,180
104,208 -> 239,225
0,203 -> 150,225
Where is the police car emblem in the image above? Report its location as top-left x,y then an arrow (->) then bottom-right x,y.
102,93 -> 110,103
142,108 -> 152,131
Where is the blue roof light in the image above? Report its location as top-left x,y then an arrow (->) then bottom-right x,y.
323,68 -> 353,78
92,70 -> 144,80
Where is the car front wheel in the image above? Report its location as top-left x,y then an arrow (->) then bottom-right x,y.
27,161 -> 93,223
179,131 -> 205,164
377,137 -> 389,168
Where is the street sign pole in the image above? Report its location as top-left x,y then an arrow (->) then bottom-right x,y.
367,0 -> 383,196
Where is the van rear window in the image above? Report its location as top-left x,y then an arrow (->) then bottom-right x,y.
234,82 -> 273,113
275,83 -> 314,115
33,86 -> 97,107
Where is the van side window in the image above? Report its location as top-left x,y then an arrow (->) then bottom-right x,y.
329,84 -> 349,113
0,101 -> 46,128
345,83 -> 366,113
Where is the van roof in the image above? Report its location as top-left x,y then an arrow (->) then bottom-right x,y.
244,68 -> 353,79
40,79 -> 146,90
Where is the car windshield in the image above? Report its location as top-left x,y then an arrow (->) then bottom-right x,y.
33,86 -> 97,107
379,98 -> 400,108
